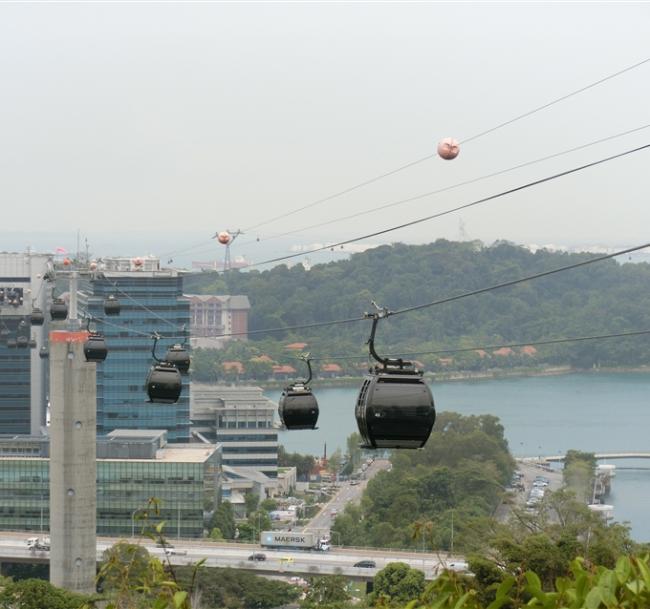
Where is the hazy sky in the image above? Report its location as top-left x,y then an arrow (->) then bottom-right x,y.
1,2 -> 649,266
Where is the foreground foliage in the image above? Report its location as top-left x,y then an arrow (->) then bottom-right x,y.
421,555 -> 650,609
0,577 -> 91,609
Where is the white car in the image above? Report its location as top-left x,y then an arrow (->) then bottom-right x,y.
446,561 -> 469,573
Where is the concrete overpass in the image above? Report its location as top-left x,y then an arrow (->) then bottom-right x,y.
0,531 -> 459,581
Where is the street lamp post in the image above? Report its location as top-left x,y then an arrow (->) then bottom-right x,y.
131,509 -> 139,538
450,509 -> 454,555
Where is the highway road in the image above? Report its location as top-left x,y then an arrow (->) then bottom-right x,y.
306,458 -> 391,536
0,530 -> 461,580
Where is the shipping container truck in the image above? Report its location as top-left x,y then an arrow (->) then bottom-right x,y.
260,531 -> 330,551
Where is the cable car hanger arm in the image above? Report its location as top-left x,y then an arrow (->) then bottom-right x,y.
364,302 -> 408,370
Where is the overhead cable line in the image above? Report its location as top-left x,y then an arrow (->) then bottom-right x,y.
162,241 -> 650,342
240,124 -> 650,246
309,328 -> 650,361
390,243 -> 650,318
461,56 -> 650,145
243,143 -> 650,270
243,56 -> 650,233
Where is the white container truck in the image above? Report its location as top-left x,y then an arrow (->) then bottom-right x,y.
260,531 -> 330,551
26,536 -> 50,551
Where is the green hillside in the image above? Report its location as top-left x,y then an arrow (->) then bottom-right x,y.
184,239 -> 650,376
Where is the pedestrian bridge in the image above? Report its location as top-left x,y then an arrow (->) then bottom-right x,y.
520,452 -> 650,463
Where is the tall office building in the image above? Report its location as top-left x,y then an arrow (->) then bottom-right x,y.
79,257 -> 191,442
0,252 -> 50,434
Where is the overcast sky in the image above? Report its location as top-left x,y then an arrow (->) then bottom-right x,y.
1,2 -> 649,266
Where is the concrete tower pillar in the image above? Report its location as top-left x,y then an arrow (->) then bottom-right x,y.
49,330 -> 96,594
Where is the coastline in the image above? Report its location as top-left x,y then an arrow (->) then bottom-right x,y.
256,364 -> 650,390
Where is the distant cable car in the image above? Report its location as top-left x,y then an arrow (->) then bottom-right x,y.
355,305 -> 436,449
50,298 -> 68,321
39,346 -> 49,359
278,355 -> 319,430
146,334 -> 182,404
103,295 -> 121,316
16,335 -> 29,349
165,344 -> 190,374
30,307 -> 45,326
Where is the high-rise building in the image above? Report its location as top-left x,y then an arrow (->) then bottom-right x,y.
79,257 -> 191,442
0,252 -> 50,434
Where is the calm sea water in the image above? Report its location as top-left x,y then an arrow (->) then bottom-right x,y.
270,372 -> 650,541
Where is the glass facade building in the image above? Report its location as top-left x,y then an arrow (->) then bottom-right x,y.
79,258 -> 191,442
0,433 -> 221,538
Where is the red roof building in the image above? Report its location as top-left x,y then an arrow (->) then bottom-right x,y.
285,342 -> 308,351
492,347 -> 514,357
520,345 -> 538,356
272,365 -> 297,375
222,361 -> 245,374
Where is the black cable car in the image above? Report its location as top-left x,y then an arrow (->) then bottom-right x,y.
146,334 -> 182,404
84,333 -> 108,363
278,355 -> 319,430
50,298 -> 68,321
39,346 -> 49,359
165,344 -> 190,374
83,318 -> 108,363
355,306 -> 436,450
103,295 -> 121,316
16,335 -> 29,349
30,307 -> 45,326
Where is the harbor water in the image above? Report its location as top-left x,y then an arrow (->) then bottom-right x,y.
273,372 -> 650,541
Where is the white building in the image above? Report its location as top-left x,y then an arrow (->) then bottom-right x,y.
190,384 -> 278,482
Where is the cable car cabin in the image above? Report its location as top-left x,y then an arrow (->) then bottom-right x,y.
50,298 -> 68,321
30,308 -> 45,326
165,344 -> 190,374
84,334 -> 108,363
355,366 -> 435,449
146,363 -> 182,404
103,295 -> 121,316
278,383 -> 319,430
39,346 -> 49,359
16,336 -> 29,349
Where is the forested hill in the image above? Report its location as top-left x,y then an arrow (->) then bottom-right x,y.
183,240 -> 650,370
